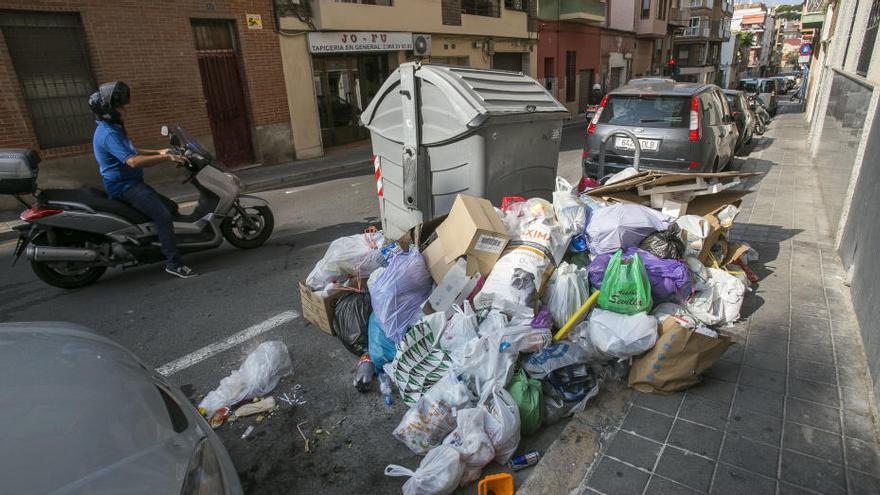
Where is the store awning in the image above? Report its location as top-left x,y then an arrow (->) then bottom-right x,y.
802,12 -> 825,29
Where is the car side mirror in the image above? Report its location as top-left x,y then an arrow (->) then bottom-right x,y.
160,125 -> 169,137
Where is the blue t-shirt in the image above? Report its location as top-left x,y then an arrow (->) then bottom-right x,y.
93,120 -> 142,198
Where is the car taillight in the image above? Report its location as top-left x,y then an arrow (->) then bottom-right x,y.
689,96 -> 701,142
587,95 -> 608,135
20,207 -> 62,221
689,161 -> 700,169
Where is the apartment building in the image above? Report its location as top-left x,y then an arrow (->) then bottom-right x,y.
277,0 -> 536,156
733,2 -> 775,77
536,0 -> 604,113
671,0 -> 733,84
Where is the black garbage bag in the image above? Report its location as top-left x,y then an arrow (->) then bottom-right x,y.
639,224 -> 685,259
333,292 -> 371,356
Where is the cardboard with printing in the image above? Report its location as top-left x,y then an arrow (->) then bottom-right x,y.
629,318 -> 734,394
434,194 -> 510,278
298,281 -> 348,336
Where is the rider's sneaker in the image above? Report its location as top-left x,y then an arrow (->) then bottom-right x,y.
165,265 -> 199,279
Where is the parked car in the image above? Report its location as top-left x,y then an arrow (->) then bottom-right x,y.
738,78 -> 778,116
0,321 -> 244,495
723,89 -> 756,151
583,80 -> 739,178
772,76 -> 789,94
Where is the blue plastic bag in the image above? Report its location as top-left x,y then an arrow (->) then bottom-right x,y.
368,313 -> 397,371
370,250 -> 433,343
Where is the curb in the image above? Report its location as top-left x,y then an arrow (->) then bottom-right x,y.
0,159 -> 373,244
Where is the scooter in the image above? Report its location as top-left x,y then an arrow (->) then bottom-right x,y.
8,124 -> 274,288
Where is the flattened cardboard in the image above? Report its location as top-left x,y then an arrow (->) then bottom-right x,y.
435,194 -> 510,277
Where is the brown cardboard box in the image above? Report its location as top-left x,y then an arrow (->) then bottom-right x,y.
298,281 -> 349,336
435,194 -> 510,277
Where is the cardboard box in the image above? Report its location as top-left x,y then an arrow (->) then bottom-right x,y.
298,281 -> 348,336
435,194 -> 510,277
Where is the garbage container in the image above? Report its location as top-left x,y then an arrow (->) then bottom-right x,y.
361,62 -> 569,239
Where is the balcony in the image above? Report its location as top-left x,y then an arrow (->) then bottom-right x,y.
669,7 -> 688,27
537,0 -> 606,24
678,25 -> 710,38
688,0 -> 712,12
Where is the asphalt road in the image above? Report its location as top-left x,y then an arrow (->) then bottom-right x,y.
0,125 -> 587,494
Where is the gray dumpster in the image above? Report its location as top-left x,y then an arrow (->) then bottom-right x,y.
361,62 -> 569,239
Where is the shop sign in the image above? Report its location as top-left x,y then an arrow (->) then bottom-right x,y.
308,31 -> 413,53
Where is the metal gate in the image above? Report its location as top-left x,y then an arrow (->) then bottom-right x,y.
192,20 -> 254,168
578,69 -> 595,112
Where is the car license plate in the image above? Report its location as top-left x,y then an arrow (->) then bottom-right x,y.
615,137 -> 659,151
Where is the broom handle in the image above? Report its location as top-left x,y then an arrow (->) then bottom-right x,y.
553,291 -> 600,342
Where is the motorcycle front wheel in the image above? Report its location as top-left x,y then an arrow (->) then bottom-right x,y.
221,205 -> 274,249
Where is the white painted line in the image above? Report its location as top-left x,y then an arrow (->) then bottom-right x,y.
156,310 -> 300,376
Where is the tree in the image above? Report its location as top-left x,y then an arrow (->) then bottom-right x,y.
775,3 -> 803,21
785,50 -> 800,66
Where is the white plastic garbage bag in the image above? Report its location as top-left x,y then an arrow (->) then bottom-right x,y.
605,167 -> 640,185
587,204 -> 673,255
436,302 -> 478,356
477,309 -> 509,337
306,232 -> 384,289
385,445 -> 464,495
199,341 -> 293,416
651,302 -> 699,329
686,268 -> 747,326
393,373 -> 473,455
584,309 -> 658,358
553,177 -> 587,236
542,261 -> 590,328
485,387 -> 521,465
458,325 -> 551,397
676,215 -> 712,258
442,407 -> 495,486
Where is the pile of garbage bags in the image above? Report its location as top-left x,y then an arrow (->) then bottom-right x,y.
300,173 -> 756,494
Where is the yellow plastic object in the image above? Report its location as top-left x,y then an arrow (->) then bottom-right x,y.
553,291 -> 600,342
478,473 -> 514,495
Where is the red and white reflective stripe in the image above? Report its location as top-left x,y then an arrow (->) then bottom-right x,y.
373,154 -> 383,197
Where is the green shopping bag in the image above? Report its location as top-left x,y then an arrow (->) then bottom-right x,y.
597,250 -> 652,314
507,368 -> 544,435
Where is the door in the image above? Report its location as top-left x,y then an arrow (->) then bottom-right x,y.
192,19 -> 254,168
578,69 -> 595,112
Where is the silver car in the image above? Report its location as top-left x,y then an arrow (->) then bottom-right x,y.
0,322 -> 243,495
584,80 -> 739,177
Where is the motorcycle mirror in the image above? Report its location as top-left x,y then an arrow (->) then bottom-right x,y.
160,125 -> 169,137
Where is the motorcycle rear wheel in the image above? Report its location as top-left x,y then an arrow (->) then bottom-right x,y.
29,231 -> 107,289
221,205 -> 274,249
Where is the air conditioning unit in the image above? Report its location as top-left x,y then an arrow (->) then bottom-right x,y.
413,34 -> 432,57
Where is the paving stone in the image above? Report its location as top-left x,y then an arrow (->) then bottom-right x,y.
587,455 -> 650,494
789,357 -> 837,385
720,344 -> 744,364
844,437 -> 880,476
711,463 -> 777,495
734,384 -> 785,417
668,419 -> 723,459
848,469 -> 880,495
843,408 -> 880,443
780,450 -> 846,495
791,303 -> 830,319
790,315 -> 831,338
633,391 -> 684,416
679,395 -> 731,430
778,481 -> 819,494
739,365 -> 786,393
644,475 -> 700,494
787,377 -> 840,407
688,378 -> 738,405
789,341 -> 834,365
783,422 -> 844,464
719,432 -> 779,477
605,431 -> 662,471
622,406 -> 675,443
654,446 -> 715,493
743,348 -> 788,374
704,358 -> 741,383
785,396 -> 842,433
838,367 -> 872,395
842,386 -> 872,415
745,332 -> 789,356
730,406 -> 783,444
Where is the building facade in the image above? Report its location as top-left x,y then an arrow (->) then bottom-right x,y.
671,0 -> 733,84
276,0 -> 536,156
733,2 -> 775,77
0,0 -> 292,203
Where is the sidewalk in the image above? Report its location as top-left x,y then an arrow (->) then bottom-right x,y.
522,104 -> 880,494
0,143 -> 373,243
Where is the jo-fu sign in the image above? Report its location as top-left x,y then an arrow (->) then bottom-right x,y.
308,31 -> 413,53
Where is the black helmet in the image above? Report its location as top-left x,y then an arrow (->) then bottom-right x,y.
88,81 -> 130,124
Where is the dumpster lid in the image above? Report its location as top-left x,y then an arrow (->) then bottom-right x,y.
361,63 -> 568,145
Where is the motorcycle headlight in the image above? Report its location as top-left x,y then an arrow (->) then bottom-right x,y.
181,438 -> 226,495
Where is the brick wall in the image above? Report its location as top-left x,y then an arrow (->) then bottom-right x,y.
0,0 -> 288,161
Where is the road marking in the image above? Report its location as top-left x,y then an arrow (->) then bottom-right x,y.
156,310 -> 300,376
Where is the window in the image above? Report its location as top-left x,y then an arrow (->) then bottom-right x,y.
657,0 -> 668,20
700,92 -> 721,125
642,0 -> 651,19
0,11 -> 97,149
544,57 -> 555,91
678,48 -> 690,62
857,0 -> 880,76
462,0 -> 500,17
597,95 -> 691,128
565,51 -> 576,102
504,0 -> 528,11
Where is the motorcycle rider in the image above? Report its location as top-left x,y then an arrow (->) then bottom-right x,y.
89,81 -> 199,279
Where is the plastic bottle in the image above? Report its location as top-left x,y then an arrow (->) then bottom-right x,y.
353,354 -> 374,392
379,372 -> 393,406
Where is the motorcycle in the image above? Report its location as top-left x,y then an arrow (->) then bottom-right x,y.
8,124 -> 274,288
748,95 -> 770,136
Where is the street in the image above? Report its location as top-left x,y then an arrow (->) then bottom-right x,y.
0,124 -> 585,494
